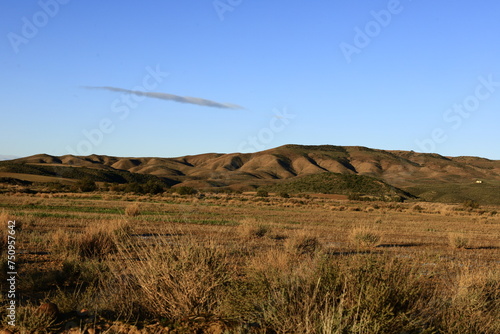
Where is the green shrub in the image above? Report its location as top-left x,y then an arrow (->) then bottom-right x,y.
174,186 -> 198,195
256,189 -> 269,197
279,191 -> 290,198
143,180 -> 165,194
75,178 -> 97,192
463,199 -> 480,210
124,182 -> 144,194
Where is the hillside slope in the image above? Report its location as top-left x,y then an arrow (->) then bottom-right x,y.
2,144 -> 499,203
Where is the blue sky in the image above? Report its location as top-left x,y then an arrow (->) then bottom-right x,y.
1,0 -> 499,159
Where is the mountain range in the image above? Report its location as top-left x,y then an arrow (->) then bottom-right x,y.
1,145 -> 499,204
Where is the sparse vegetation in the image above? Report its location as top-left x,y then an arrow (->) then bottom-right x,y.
76,225 -> 118,259
173,186 -> 198,195
0,191 -> 499,333
285,232 -> 321,255
239,218 -> 271,238
256,189 -> 269,197
449,233 -> 470,249
264,172 -> 414,200
0,210 -> 10,253
350,226 -> 382,248
463,199 -> 480,210
6,303 -> 57,332
74,178 -> 97,192
125,202 -> 140,217
279,191 -> 290,198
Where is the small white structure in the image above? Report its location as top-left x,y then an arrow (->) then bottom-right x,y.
475,180 -> 483,184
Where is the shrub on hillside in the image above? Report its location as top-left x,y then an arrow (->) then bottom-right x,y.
143,180 -> 165,194
463,199 -> 480,210
256,189 -> 269,197
124,182 -> 144,194
279,191 -> 290,198
75,179 -> 97,192
174,186 -> 198,195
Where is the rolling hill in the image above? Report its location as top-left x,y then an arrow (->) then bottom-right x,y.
1,144 -> 499,204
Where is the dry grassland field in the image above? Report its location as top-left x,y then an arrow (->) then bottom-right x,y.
1,191 -> 499,333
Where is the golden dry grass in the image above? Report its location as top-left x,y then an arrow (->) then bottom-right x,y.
1,192 -> 499,333
349,226 -> 382,248
448,232 -> 470,249
125,202 -> 140,217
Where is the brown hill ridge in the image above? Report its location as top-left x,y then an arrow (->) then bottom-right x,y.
8,145 -> 500,192
3,144 -> 500,203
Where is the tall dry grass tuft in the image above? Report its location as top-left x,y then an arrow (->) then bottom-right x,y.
236,252 -> 434,333
0,213 -> 8,253
0,233 -> 6,254
125,203 -> 140,217
448,233 -> 470,249
0,209 -> 12,224
50,228 -> 75,259
108,218 -> 134,238
284,231 -> 322,256
77,226 -> 117,259
5,302 -> 57,332
78,219 -> 133,259
238,218 -> 271,238
51,219 -> 132,260
435,267 -> 500,333
350,226 -> 381,248
104,232 -> 234,321
1,210 -> 15,253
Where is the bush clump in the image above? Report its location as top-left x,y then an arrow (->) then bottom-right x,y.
448,233 -> 470,249
125,203 -> 140,217
173,186 -> 198,195
256,189 -> 269,197
350,227 -> 381,248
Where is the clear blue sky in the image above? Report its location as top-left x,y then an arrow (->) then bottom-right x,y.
1,0 -> 500,159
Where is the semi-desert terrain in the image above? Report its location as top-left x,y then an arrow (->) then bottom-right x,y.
1,145 -> 499,333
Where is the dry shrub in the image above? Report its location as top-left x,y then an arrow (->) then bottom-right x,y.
105,234 -> 233,320
284,231 -> 321,256
448,233 -> 470,249
108,218 -> 134,238
238,218 -> 271,238
50,283 -> 98,314
248,247 -> 296,274
350,227 -> 381,248
0,219 -> 7,253
0,232 -> 6,253
1,210 -> 14,252
437,267 -> 500,333
5,302 -> 57,332
51,220 -> 131,259
412,204 -> 424,212
0,209 -> 11,224
76,223 -> 122,259
125,203 -> 140,217
50,229 -> 74,258
240,253 -> 433,333
78,229 -> 116,259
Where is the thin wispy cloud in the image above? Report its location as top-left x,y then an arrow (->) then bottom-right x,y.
84,86 -> 245,110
